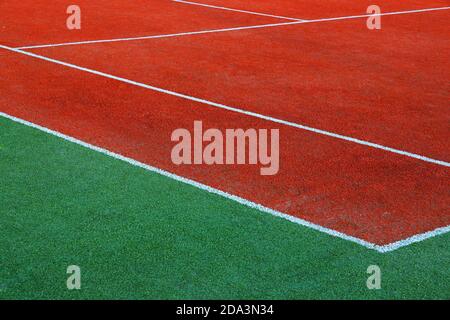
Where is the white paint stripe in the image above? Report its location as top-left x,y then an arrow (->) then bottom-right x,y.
14,6 -> 450,50
306,5 -> 450,23
378,225 -> 450,253
172,0 -> 306,21
1,111 -> 449,253
0,111 -> 378,251
1,44 -> 448,168
15,21 -> 301,50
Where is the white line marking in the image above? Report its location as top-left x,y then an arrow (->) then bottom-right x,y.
306,5 -> 450,23
1,111 -> 448,252
172,0 -> 306,21
1,44 -> 449,168
379,225 -> 450,253
0,111 -> 377,251
14,6 -> 450,50
15,21 -> 301,50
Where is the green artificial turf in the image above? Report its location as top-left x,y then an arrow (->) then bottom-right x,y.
0,116 -> 449,299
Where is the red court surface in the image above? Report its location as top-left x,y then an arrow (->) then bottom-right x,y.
187,0 -> 450,19
31,10 -> 450,160
0,0 -> 280,48
1,0 -> 449,248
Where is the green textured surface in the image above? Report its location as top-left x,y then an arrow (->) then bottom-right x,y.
0,116 -> 449,299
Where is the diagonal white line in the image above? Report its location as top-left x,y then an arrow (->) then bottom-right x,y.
172,0 -> 306,21
306,5 -> 450,23
1,111 -> 449,253
0,44 -> 449,168
14,6 -> 450,50
0,111 -> 379,251
175,0 -> 450,24
378,225 -> 450,253
15,21 -> 301,50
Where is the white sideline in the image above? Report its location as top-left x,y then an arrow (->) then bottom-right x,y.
1,111 -> 448,253
0,44 -> 448,168
15,21 -> 301,50
172,0 -> 306,21
14,6 -> 450,50
378,225 -> 450,253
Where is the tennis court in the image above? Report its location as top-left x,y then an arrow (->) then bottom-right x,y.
1,0 -> 449,299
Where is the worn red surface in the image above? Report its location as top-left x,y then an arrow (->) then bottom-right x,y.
1,1 -> 449,245
0,0 -> 280,48
191,0 -> 450,19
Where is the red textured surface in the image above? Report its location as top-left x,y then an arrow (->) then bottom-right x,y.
32,10 -> 450,160
1,1 -> 449,245
0,0 -> 280,47
193,0 -> 450,19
